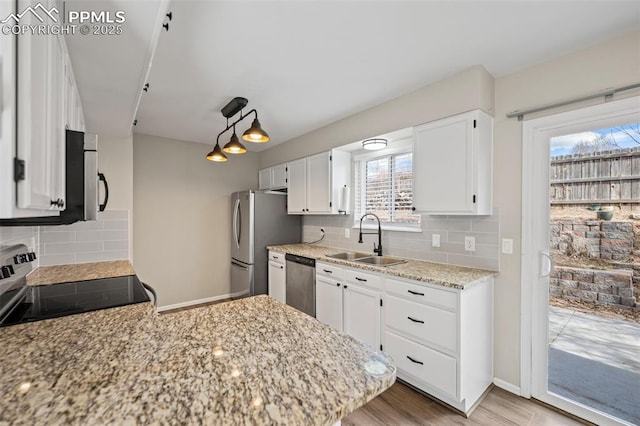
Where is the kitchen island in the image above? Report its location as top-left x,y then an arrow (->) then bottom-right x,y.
0,288 -> 395,424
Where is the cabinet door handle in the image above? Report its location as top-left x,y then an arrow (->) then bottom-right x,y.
323,269 -> 333,273
408,290 -> 424,296
279,266 -> 283,269
407,316 -> 424,324
272,256 -> 279,259
355,277 -> 367,282
343,285 -> 348,289
406,356 -> 424,365
336,283 -> 341,287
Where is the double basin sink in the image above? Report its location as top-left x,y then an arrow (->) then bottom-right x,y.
325,251 -> 407,267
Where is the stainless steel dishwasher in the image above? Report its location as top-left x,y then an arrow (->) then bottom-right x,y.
285,254 -> 316,317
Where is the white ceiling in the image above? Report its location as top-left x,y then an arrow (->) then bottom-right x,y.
69,1 -> 640,149
64,0 -> 168,136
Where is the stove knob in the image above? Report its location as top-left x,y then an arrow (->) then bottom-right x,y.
13,255 -> 21,264
1,266 -> 10,279
7,265 -> 14,275
27,252 -> 36,261
20,254 -> 28,263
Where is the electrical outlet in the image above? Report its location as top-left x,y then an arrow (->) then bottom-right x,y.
344,228 -> 350,238
432,234 -> 440,247
502,238 -> 513,254
464,236 -> 475,252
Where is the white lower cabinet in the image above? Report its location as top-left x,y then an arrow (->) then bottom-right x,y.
315,262 -> 382,350
267,251 -> 286,303
383,276 -> 494,413
343,282 -> 381,350
316,275 -> 343,331
385,331 -> 457,398
313,258 -> 493,415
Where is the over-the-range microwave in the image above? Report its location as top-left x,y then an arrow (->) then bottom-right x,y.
0,130 -> 109,226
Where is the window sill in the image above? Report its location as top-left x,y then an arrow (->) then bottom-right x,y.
352,224 -> 422,233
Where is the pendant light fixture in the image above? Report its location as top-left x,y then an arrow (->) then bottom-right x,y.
206,97 -> 270,162
206,138 -> 228,162
362,138 -> 388,150
223,126 -> 247,154
242,117 -> 269,142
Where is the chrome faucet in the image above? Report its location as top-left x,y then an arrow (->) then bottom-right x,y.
358,213 -> 383,256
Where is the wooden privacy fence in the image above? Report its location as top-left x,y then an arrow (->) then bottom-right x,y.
550,147 -> 640,205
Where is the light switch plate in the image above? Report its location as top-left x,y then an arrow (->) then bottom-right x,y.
502,238 -> 513,254
464,236 -> 475,252
432,234 -> 440,247
344,228 -> 350,239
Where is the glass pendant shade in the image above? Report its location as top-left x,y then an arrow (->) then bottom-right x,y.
206,143 -> 228,162
242,118 -> 270,142
222,132 -> 247,154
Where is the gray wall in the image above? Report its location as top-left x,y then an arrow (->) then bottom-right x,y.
132,133 -> 259,308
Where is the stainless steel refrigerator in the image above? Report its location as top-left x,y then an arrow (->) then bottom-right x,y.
230,190 -> 302,299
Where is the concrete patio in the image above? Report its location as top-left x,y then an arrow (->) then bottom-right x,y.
548,306 -> 640,424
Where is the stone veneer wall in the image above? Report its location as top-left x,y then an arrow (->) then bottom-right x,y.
550,266 -> 637,309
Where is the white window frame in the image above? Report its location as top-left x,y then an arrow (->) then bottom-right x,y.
352,140 -> 421,233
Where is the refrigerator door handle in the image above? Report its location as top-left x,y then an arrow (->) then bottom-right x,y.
231,260 -> 249,271
233,198 -> 241,249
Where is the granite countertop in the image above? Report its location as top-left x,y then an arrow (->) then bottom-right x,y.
267,244 -> 496,290
0,295 -> 395,425
26,260 -> 135,286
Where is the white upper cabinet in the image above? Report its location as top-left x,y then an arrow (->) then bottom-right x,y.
412,110 -> 493,215
258,168 -> 270,190
0,0 -> 85,218
287,150 -> 350,215
286,158 -> 307,213
270,164 -> 287,189
259,164 -> 287,190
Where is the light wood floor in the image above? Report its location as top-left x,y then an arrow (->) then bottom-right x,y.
343,382 -> 587,426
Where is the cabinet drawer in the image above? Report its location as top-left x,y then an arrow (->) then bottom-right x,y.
385,331 -> 457,399
344,268 -> 381,289
385,278 -> 457,311
316,261 -> 344,280
269,251 -> 285,264
385,295 -> 457,354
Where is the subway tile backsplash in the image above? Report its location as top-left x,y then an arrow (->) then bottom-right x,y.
303,209 -> 500,271
0,210 -> 130,267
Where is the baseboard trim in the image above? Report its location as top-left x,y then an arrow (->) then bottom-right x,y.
493,378 -> 521,396
157,294 -> 232,312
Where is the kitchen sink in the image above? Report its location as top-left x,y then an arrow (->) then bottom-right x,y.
325,252 -> 372,260
354,256 -> 407,267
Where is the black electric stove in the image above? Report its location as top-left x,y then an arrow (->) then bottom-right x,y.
0,244 -> 152,327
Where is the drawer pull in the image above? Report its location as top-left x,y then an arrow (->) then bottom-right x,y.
355,277 -> 367,282
272,256 -> 279,259
407,290 -> 424,296
407,316 -> 424,324
336,283 -> 341,287
323,269 -> 333,274
406,355 -> 424,365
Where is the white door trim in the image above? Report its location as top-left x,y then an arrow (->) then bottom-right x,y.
520,96 -> 640,422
